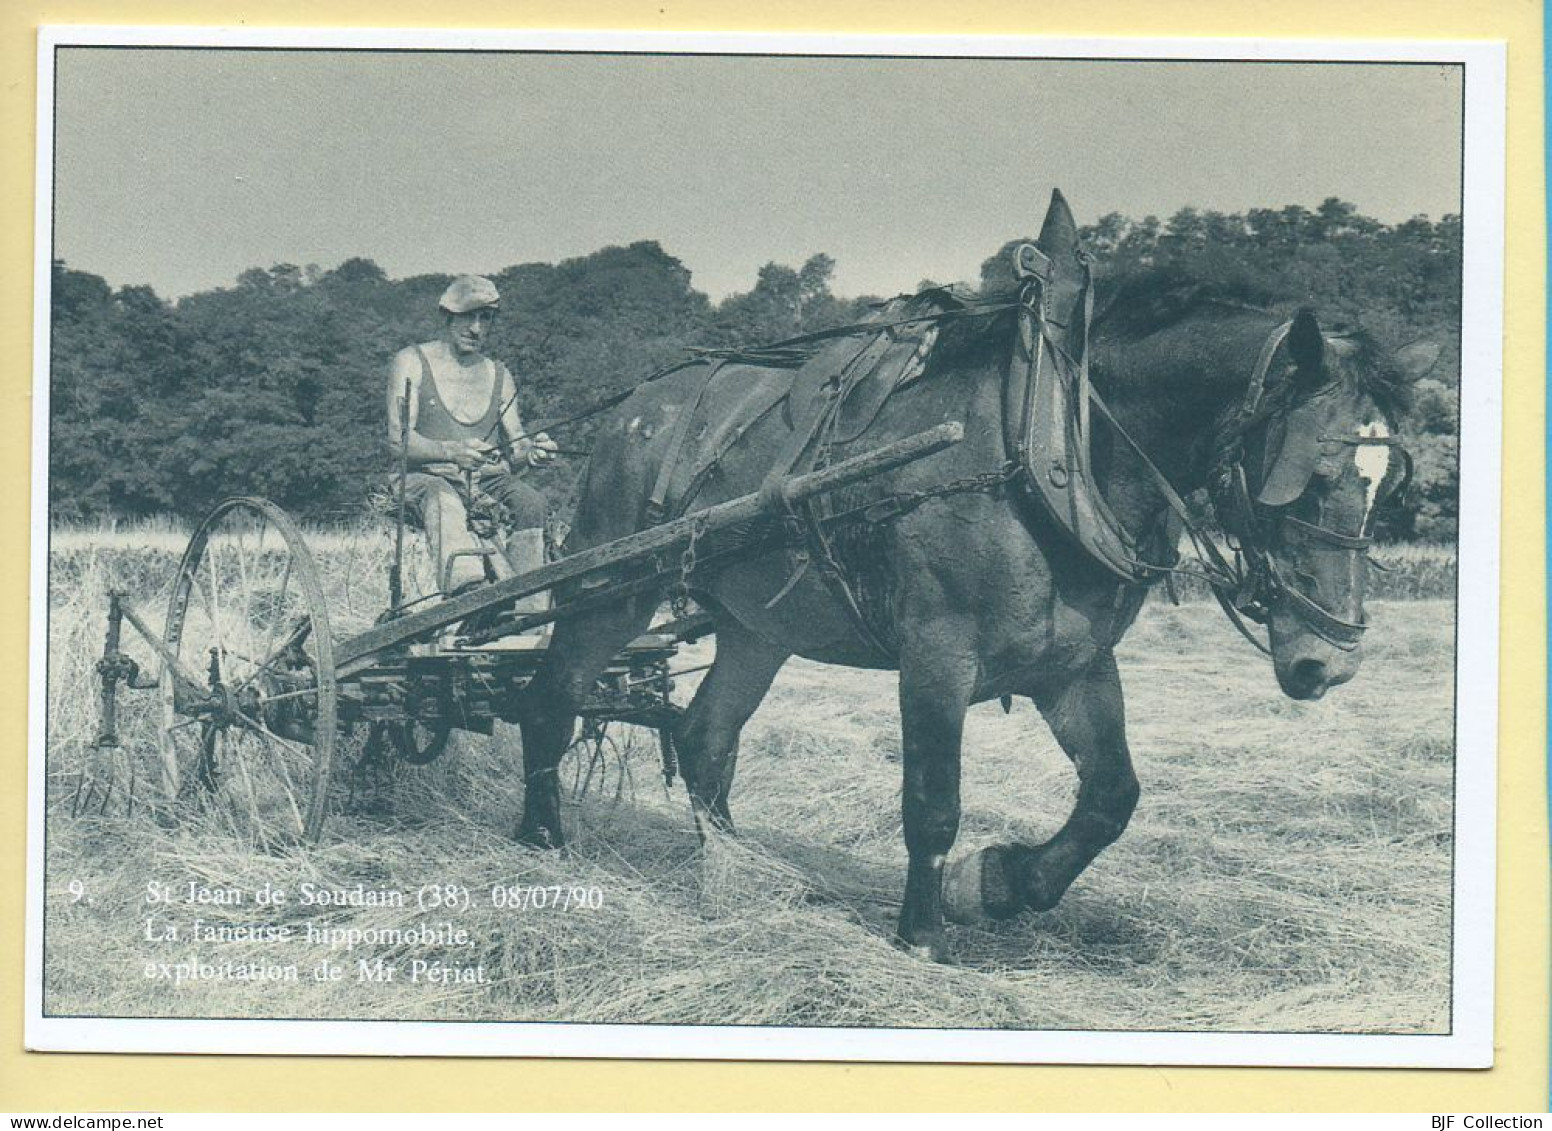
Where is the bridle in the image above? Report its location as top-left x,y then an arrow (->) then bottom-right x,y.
1203,324 -> 1411,653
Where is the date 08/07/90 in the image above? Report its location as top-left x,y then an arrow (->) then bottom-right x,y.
418,883 -> 607,913
487,884 -> 605,912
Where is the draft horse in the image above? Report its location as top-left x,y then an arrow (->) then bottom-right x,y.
517,192 -> 1441,961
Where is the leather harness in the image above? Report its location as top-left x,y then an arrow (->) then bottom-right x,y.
635,253 -> 1404,661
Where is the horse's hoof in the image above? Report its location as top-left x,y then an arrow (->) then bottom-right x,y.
893,931 -> 951,963
943,849 -> 990,925
943,846 -> 1021,924
690,799 -> 736,842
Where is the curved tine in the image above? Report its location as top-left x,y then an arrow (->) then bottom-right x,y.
579,734 -> 602,798
188,723 -> 220,799
612,733 -> 634,804
565,734 -> 589,798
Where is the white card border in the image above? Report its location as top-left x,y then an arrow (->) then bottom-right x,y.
25,25 -> 1506,1067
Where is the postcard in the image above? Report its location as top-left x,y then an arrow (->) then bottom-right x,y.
25,27 -> 1505,1066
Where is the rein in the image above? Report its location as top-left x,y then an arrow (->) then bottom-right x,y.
1083,387 -> 1275,655
491,296 -> 1024,453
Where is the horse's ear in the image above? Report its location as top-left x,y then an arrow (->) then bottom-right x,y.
1396,339 -> 1443,382
1036,188 -> 1079,258
1287,308 -> 1325,386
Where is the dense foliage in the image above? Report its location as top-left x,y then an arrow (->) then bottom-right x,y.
50,198 -> 1461,537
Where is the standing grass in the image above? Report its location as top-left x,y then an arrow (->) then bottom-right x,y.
41,523 -> 1455,1032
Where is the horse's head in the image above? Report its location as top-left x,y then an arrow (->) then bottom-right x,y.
1216,310 -> 1440,700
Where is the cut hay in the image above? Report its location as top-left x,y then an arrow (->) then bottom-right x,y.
41,524 -> 1453,1033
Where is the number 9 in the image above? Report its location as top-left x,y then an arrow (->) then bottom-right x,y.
67,880 -> 86,903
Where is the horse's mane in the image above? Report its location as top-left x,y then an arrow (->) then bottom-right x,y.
1089,263 -> 1413,417
885,286 -> 1018,369
1090,263 -> 1280,337
1322,327 -> 1414,417
855,266 -> 1410,416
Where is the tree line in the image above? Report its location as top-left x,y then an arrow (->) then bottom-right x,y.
49,197 -> 1462,538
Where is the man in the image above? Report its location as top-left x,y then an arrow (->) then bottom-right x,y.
386,274 -> 557,595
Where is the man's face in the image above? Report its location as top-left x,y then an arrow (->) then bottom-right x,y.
446,308 -> 496,356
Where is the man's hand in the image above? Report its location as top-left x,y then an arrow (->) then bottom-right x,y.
523,433 -> 559,467
446,438 -> 498,471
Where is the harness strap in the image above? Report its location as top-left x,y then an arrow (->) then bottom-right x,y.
692,293 -> 1006,358
1282,514 -> 1372,550
770,489 -> 899,660
647,360 -> 728,524
758,331 -> 891,504
670,375 -> 793,518
1242,321 -> 1295,414
752,330 -> 904,660
1278,583 -> 1366,651
1076,261 -> 1094,448
493,298 -> 1022,456
1005,254 -> 1146,583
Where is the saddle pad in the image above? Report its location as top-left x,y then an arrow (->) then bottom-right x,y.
831,323 -> 939,445
659,290 -> 966,518
656,363 -> 797,518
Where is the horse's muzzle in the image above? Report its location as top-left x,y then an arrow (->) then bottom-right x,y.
1270,613 -> 1363,701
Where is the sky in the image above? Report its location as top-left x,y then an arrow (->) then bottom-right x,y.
51,49 -> 1464,302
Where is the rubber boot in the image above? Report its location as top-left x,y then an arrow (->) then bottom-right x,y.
503,528 -> 551,636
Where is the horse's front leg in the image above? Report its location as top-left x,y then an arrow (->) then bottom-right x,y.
944,649 -> 1139,922
896,638 -> 977,961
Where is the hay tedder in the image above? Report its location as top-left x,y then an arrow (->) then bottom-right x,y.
91,423 -> 962,844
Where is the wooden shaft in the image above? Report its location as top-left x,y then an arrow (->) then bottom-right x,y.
336,421 -> 964,672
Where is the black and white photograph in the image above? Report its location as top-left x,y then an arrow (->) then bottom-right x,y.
26,29 -> 1504,1065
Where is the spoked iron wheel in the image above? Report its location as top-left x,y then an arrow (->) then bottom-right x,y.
157,498 -> 337,844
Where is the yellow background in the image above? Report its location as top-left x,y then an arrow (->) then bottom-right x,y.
1,0 -> 1544,1113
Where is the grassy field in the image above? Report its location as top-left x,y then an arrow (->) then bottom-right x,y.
40,524 -> 1456,1033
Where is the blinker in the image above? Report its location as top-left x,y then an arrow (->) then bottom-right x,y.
1256,397 -> 1327,506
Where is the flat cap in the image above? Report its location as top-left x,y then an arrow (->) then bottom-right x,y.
438,275 -> 501,313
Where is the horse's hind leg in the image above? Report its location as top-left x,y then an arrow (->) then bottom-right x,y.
673,620 -> 789,836
943,650 -> 1139,923
516,592 -> 657,849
